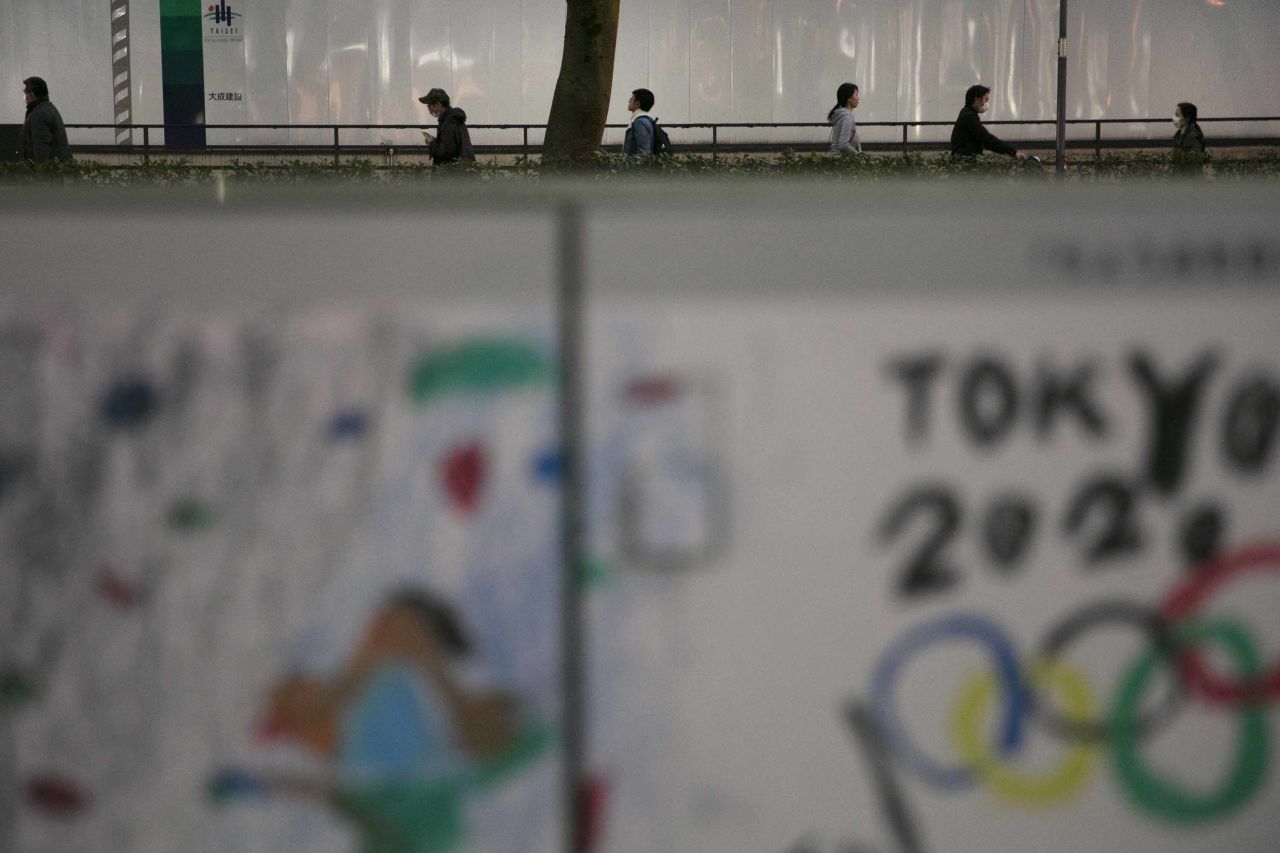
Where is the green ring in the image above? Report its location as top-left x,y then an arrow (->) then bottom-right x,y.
1111,619 -> 1269,823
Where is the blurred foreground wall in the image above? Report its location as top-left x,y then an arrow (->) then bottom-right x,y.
2,182 -> 1279,853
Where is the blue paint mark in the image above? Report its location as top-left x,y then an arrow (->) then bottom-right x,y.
532,448 -> 561,483
208,769 -> 268,802
341,665 -> 463,780
100,379 -> 159,429
329,409 -> 370,441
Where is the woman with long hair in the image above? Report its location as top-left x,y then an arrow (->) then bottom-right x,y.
829,82 -> 862,155
1172,101 -> 1206,174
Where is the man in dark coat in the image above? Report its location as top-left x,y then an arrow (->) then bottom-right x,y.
950,84 -> 1023,159
21,77 -> 72,164
418,88 -> 475,166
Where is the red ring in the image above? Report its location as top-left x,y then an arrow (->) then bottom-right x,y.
1160,541 -> 1280,705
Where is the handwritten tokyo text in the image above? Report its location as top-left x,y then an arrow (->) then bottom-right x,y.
880,349 -> 1278,599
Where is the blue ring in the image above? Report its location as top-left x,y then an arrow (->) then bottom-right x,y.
870,613 -> 1030,791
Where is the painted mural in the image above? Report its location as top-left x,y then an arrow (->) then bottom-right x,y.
0,313 -> 564,852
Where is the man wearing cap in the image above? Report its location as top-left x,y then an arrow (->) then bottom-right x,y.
21,76 -> 72,165
418,88 -> 475,166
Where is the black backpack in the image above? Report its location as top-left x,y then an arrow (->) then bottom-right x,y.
640,115 -> 671,155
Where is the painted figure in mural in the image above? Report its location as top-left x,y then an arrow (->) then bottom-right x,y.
950,84 -> 1024,159
219,588 -> 547,853
828,82 -> 862,156
622,88 -> 656,156
1171,101 -> 1207,174
418,88 -> 476,167
20,77 -> 71,165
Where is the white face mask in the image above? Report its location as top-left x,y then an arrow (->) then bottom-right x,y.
1173,115 -> 1182,127
977,102 -> 989,114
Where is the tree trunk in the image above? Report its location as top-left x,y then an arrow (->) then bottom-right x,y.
543,0 -> 621,164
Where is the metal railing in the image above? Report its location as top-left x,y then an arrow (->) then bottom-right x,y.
63,117 -> 1280,165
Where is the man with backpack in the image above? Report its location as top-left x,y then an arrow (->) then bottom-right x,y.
623,88 -> 668,157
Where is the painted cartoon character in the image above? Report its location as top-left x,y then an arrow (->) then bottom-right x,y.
217,589 -> 546,853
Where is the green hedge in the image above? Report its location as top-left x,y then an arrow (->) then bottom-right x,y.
4,150 -> 1279,184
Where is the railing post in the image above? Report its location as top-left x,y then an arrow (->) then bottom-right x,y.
712,126 -> 719,163
333,127 -> 340,166
143,126 -> 150,164
902,123 -> 908,155
1054,0 -> 1068,174
523,126 -> 529,174
555,199 -> 587,853
1094,121 -> 1101,161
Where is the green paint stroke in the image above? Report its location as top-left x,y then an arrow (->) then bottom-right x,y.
1112,618 -> 1268,823
0,669 -> 38,704
168,500 -> 216,531
332,722 -> 554,853
408,339 -> 550,404
577,556 -> 616,590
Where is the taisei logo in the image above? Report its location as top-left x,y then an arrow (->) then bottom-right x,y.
205,1 -> 240,25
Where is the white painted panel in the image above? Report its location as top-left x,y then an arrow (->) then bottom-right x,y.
488,0 -> 525,149
1020,0 -> 1059,125
608,0 -> 651,146
839,0 -> 902,144
0,3 -> 16,126
729,0 -> 774,141
285,0 -> 332,146
689,0 -> 731,129
327,0 -> 372,145
1090,0 -> 1149,136
575,184 -> 1280,853
127,0 -> 166,144
772,0 -> 833,130
10,2 -> 52,125
410,0 -> 452,150
60,0 -> 115,137
1,188 -> 565,853
896,0 -> 935,139
448,0 -> 495,132
367,0 -> 415,146
648,0 -> 691,127
520,0 -> 564,134
245,0 -> 292,144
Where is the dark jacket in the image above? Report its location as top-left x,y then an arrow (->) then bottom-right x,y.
428,107 -> 475,165
950,105 -> 1016,157
21,98 -> 72,164
1172,122 -> 1206,173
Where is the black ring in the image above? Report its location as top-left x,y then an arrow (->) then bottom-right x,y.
1031,599 -> 1186,744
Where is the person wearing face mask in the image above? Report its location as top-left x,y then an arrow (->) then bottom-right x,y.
1171,101 -> 1206,174
950,84 -> 1023,159
828,82 -> 862,156
417,88 -> 475,167
20,76 -> 71,165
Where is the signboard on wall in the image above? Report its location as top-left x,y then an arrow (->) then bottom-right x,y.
202,0 -> 247,142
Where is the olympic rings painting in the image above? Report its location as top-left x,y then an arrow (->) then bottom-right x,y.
867,542 -> 1279,824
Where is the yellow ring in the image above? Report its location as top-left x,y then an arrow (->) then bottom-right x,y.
950,660 -> 1098,808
